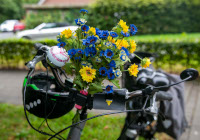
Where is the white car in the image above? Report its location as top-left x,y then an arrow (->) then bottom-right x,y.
16,23 -> 78,40
0,20 -> 19,32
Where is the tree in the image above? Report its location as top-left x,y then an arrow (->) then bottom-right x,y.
0,0 -> 24,23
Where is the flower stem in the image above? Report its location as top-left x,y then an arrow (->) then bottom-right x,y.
134,53 -> 142,61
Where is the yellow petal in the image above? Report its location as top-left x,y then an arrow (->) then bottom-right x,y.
106,100 -> 113,106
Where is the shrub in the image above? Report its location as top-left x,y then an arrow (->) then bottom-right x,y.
0,38 -> 199,71
87,0 -> 200,34
0,39 -> 56,68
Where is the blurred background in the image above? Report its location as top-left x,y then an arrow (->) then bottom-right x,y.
0,0 -> 200,139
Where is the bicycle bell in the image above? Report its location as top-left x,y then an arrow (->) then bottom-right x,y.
46,46 -> 70,68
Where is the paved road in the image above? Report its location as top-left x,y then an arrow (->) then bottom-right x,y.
0,70 -> 27,104
0,32 -> 15,40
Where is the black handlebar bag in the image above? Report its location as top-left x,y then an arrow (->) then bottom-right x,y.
22,73 -> 75,119
156,72 -> 188,139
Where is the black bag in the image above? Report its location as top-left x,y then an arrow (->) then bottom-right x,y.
156,72 -> 188,139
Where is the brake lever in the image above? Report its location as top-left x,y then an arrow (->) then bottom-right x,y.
26,54 -> 45,69
144,94 -> 158,115
26,45 -> 51,69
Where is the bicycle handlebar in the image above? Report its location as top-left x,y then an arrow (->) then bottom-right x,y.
26,43 -> 195,111
34,43 -> 43,50
156,91 -> 172,101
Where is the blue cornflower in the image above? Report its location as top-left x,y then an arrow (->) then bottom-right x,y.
80,9 -> 88,15
76,49 -> 84,54
75,18 -> 86,26
81,25 -> 89,32
100,50 -> 104,57
105,85 -> 113,94
57,42 -> 66,48
68,49 -> 76,57
75,56 -> 81,61
82,39 -> 90,46
57,38 -> 61,42
104,49 -> 114,59
107,68 -> 115,80
83,32 -> 88,37
121,47 -> 129,56
120,50 -> 126,55
130,24 -> 138,35
99,30 -> 109,40
114,69 -> 122,78
87,63 -> 93,68
81,61 -> 87,66
96,57 -> 102,63
99,67 -> 107,76
110,32 -> 118,38
108,60 -> 116,68
96,28 -> 101,35
121,31 -> 130,37
120,54 -> 127,61
87,35 -> 98,44
84,47 -> 97,57
105,42 -> 112,46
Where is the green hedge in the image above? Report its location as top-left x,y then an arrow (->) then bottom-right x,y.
0,39 -> 200,71
87,0 -> 200,34
0,39 -> 56,68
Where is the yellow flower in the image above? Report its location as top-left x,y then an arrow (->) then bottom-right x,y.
115,39 -> 129,49
141,58 -> 151,68
79,66 -> 96,83
122,24 -> 129,33
61,28 -> 72,39
118,19 -> 129,33
88,27 -> 96,35
130,40 -> 137,53
118,19 -> 126,27
108,36 -> 115,43
128,64 -> 139,77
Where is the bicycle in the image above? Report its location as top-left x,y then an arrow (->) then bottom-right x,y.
23,43 -> 199,140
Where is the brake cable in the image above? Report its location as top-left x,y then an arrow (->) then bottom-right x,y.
44,66 -> 65,140
23,69 -> 62,140
48,109 -> 143,140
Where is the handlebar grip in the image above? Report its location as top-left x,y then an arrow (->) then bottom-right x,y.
34,43 -> 43,50
156,91 -> 172,101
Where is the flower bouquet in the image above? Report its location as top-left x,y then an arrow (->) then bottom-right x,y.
57,9 -> 151,106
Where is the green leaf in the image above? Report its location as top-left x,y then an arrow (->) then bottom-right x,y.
91,58 -> 98,69
74,75 -> 84,89
64,63 -> 73,75
115,60 -> 124,67
110,79 -> 120,88
88,82 -> 103,94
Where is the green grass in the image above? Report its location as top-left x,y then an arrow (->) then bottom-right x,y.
128,32 -> 200,42
0,103 -> 125,140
